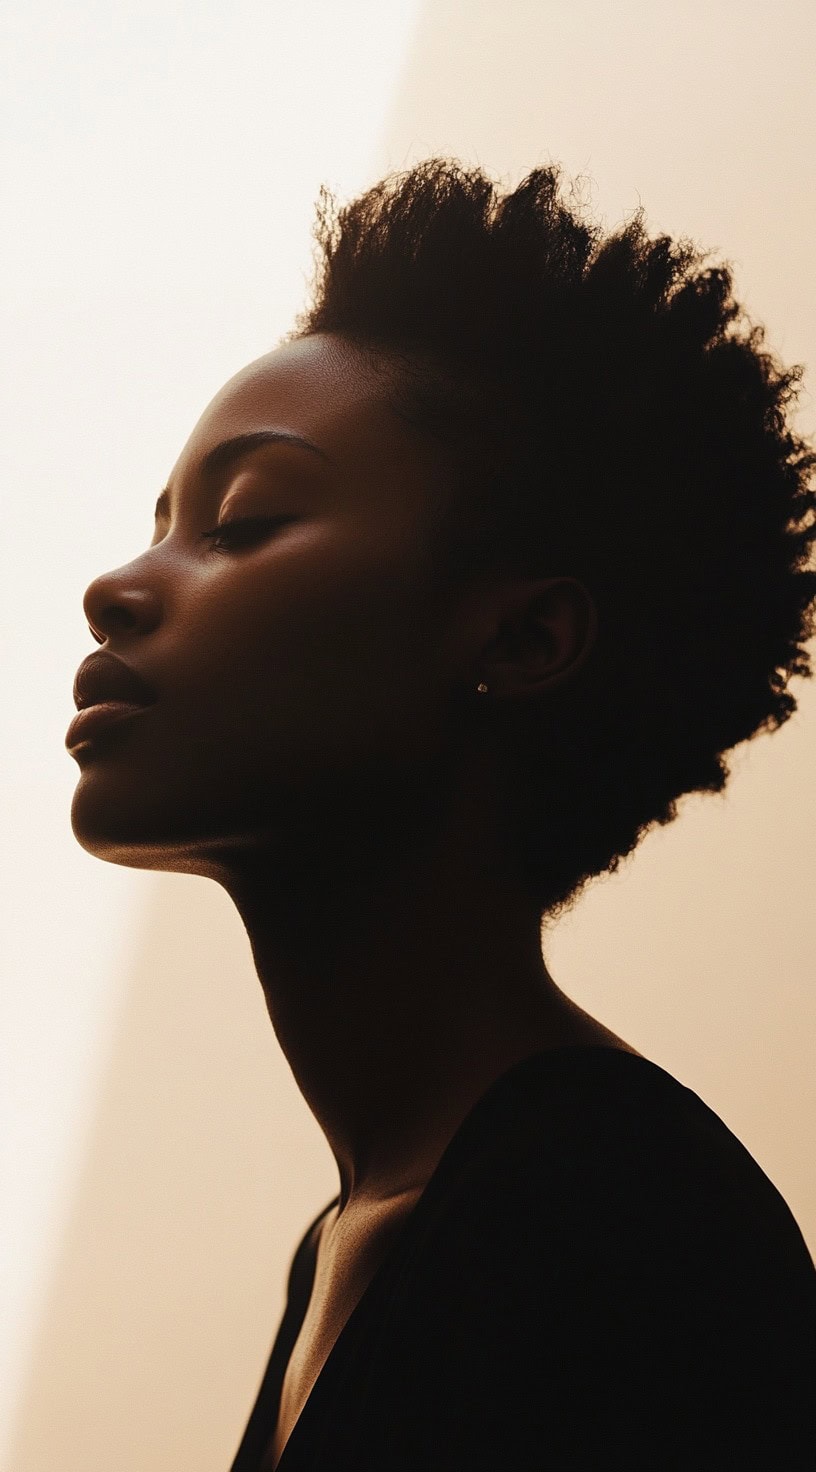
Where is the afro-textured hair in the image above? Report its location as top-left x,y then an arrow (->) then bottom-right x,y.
286,157 -> 816,924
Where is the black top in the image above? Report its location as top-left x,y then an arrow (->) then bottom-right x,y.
229,1046 -> 816,1470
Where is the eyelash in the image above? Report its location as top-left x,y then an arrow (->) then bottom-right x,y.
200,516 -> 292,551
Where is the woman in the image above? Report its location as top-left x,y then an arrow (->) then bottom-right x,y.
67,159 -> 816,1469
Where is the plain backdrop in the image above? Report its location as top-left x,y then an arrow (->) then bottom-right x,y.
2,3 -> 814,1468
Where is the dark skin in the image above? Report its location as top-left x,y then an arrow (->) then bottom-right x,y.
71,330 -> 638,1244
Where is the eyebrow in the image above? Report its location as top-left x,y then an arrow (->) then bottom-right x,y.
154,429 -> 330,521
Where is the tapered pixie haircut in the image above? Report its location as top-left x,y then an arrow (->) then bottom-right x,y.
284,157 -> 816,923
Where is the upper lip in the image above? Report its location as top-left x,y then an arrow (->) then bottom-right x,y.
73,652 -> 158,711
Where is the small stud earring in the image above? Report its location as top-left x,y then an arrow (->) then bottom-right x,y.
476,681 -> 489,693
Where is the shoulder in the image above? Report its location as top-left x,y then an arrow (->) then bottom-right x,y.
411,1047 -> 814,1272
367,1049 -> 816,1468
434,1048 -> 816,1333
455,1047 -> 812,1252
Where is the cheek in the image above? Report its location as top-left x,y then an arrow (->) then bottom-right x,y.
189,550 -> 449,774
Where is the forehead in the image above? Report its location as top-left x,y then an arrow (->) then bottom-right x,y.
171,332 -> 451,495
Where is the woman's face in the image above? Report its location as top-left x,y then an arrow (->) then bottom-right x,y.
70,332 -> 479,876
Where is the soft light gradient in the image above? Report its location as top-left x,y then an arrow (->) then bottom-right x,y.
2,2 -> 814,1468
0,2 -> 422,1464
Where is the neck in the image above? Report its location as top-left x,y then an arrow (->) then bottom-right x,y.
218,758 -> 583,1212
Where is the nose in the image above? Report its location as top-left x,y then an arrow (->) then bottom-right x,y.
82,570 -> 161,645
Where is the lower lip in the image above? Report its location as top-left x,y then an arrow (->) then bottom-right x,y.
65,701 -> 154,751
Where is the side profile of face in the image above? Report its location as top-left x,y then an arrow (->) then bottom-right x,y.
70,332 -> 488,884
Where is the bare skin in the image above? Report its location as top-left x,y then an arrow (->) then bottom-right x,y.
70,331 -> 639,1468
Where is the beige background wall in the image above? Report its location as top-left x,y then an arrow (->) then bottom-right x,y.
3,3 -> 814,1469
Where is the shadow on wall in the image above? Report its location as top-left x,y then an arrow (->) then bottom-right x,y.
7,873 -> 336,1472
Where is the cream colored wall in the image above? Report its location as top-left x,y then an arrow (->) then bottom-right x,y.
4,3 -> 814,1469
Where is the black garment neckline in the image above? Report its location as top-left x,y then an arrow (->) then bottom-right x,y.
232,1044 -> 689,1470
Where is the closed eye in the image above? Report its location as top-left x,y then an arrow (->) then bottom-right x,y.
200,516 -> 296,551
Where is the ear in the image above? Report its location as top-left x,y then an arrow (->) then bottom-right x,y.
478,577 -> 598,701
